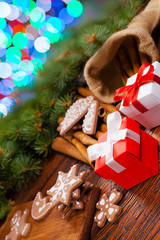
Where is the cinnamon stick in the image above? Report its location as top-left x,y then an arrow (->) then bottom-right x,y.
98,106 -> 106,117
78,87 -> 94,98
57,123 -> 82,133
52,137 -> 87,163
64,135 -> 94,168
76,95 -> 83,100
95,131 -> 104,139
99,123 -> 107,133
103,112 -> 110,123
139,53 -> 149,65
73,131 -> 97,145
57,117 -> 64,125
72,124 -> 82,130
116,102 -> 121,112
100,103 -> 116,113
117,46 -> 134,77
113,57 -> 128,85
57,126 -> 61,132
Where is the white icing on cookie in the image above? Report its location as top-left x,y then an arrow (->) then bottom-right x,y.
108,208 -> 114,215
82,100 -> 98,135
60,96 -> 94,135
100,199 -> 105,206
109,192 -> 116,202
97,212 -> 104,220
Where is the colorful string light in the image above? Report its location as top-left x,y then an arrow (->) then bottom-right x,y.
0,0 -> 84,116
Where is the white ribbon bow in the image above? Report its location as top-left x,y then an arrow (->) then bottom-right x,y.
87,111 -> 140,173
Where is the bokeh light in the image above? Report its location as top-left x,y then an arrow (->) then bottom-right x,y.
30,7 -> 46,29
0,0 -> 84,115
0,62 -> 12,78
36,0 -> 51,12
34,36 -> 50,53
0,18 -> 6,29
6,46 -> 22,63
67,0 -> 84,18
0,79 -> 15,95
13,0 -> 30,11
0,2 -> 11,18
46,17 -> 62,33
0,103 -> 7,116
12,70 -> 29,87
6,5 -> 19,21
13,32 -> 28,49
59,8 -> 74,25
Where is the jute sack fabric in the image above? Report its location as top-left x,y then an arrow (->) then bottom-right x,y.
84,0 -> 160,103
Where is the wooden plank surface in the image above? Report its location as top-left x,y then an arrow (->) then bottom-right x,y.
0,184 -> 100,240
1,129 -> 160,239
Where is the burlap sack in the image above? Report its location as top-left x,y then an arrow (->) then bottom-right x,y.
84,0 -> 160,103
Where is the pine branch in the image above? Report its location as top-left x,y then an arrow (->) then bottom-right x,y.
0,186 -> 11,220
10,154 -> 42,190
34,130 -> 57,156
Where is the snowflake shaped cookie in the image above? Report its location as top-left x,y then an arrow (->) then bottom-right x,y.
47,164 -> 84,205
94,189 -> 123,227
6,209 -> 31,240
32,164 -> 86,220
60,96 -> 94,136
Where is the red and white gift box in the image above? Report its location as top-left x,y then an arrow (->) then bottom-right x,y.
87,111 -> 159,190
114,61 -> 160,129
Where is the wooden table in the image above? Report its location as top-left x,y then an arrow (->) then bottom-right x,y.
4,125 -> 159,240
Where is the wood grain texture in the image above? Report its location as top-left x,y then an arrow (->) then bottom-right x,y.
5,137 -> 159,240
0,174 -> 100,240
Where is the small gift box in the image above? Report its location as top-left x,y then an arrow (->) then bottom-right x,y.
114,61 -> 160,129
87,111 -> 159,190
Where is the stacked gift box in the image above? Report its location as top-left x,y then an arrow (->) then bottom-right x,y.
87,62 -> 160,189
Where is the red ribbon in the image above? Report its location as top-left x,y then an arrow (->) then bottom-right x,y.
114,63 -> 160,113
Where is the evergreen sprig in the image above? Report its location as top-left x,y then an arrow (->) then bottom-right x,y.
0,0 -> 148,220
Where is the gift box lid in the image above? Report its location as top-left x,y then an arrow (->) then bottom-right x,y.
120,61 -> 160,118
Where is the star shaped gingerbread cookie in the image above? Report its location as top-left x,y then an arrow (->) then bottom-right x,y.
47,164 -> 85,205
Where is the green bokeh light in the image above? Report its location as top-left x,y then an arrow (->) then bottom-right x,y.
0,30 -> 8,48
13,71 -> 29,87
0,30 -> 11,48
6,47 -> 22,64
25,0 -> 37,16
30,7 -> 46,29
0,18 -> 6,30
43,31 -> 60,44
13,32 -> 28,49
4,32 -> 12,48
67,0 -> 84,18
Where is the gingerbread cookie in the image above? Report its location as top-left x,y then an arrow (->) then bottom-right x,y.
47,164 -> 85,205
60,96 -> 94,136
32,164 -> 86,220
5,209 -> 31,240
58,182 -> 93,220
72,188 -> 81,200
94,189 -> 123,227
31,192 -> 53,220
82,100 -> 99,135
